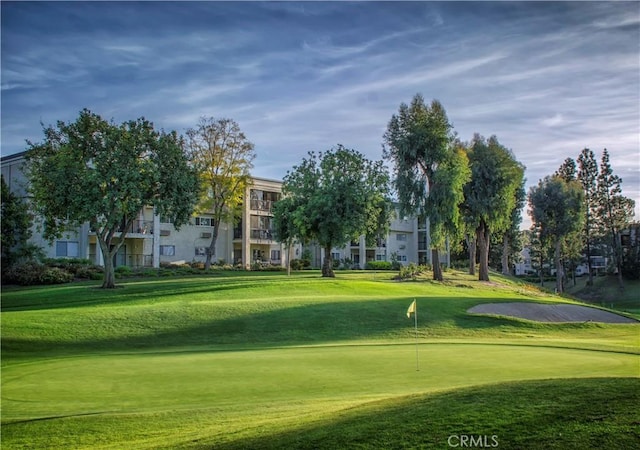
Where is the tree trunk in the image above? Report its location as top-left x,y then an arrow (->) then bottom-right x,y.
432,248 -> 443,281
467,235 -> 476,276
555,238 -> 563,294
287,241 -> 292,276
322,245 -> 335,278
501,235 -> 510,275
585,239 -> 594,287
476,222 -> 490,282
102,252 -> 117,289
204,220 -> 221,270
614,232 -> 624,291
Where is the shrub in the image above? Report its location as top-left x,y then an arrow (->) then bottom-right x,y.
114,266 -> 134,278
3,261 -> 73,285
290,259 -> 311,270
75,265 -> 104,280
365,261 -> 392,270
397,263 -> 428,281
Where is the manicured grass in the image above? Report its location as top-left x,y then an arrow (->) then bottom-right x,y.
2,270 -> 638,449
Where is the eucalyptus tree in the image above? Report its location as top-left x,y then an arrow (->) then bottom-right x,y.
577,148 -> 599,285
383,94 -> 469,281
185,117 -> 256,269
277,145 -> 392,278
528,176 -> 584,293
462,135 -> 525,281
596,149 -> 635,289
26,109 -> 199,288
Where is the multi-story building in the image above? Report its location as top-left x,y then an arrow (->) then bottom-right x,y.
2,152 -> 442,269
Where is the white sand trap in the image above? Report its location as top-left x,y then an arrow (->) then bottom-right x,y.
468,302 -> 638,324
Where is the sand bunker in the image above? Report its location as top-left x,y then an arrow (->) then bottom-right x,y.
468,302 -> 638,324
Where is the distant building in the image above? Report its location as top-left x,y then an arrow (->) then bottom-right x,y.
2,152 -> 445,269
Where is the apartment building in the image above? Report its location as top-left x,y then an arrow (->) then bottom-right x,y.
2,152 -> 440,269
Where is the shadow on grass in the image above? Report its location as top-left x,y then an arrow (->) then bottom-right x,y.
0,274 -> 323,312
205,377 -> 640,450
2,297 -> 573,357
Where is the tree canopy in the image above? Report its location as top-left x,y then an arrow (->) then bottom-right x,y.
275,145 -> 392,277
26,109 -> 199,288
528,175 -> 584,293
463,134 -> 525,281
383,94 -> 469,281
185,117 -> 255,269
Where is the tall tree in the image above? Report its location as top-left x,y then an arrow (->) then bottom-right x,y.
596,149 -> 636,289
185,117 -> 256,270
26,109 -> 199,288
383,94 -> 468,281
528,176 -> 584,293
277,145 -> 392,278
555,157 -> 577,182
500,180 -> 527,275
462,135 -> 525,281
577,148 -> 599,286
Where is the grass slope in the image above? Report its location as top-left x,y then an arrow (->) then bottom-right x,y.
2,270 -> 639,449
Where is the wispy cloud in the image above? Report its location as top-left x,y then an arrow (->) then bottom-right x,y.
1,1 -> 638,221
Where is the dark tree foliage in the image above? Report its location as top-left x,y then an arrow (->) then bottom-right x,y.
26,109 -> 199,288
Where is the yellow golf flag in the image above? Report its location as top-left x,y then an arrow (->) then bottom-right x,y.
406,299 -> 416,318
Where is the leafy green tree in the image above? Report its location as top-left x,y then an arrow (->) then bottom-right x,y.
1,175 -> 40,267
577,148 -> 599,286
26,109 -> 199,288
528,176 -> 585,293
271,196 -> 298,276
383,94 -> 469,281
185,117 -> 256,269
462,135 -> 525,281
277,145 -> 392,278
596,149 -> 636,289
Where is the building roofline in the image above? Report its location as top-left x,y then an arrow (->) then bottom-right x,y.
1,151 -> 28,163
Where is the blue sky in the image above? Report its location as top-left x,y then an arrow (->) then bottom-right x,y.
2,1 -> 639,225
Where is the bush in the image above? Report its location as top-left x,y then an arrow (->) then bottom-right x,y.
365,261 -> 392,270
290,259 -> 311,270
114,266 -> 134,278
3,261 -> 73,285
75,265 -> 104,280
397,263 -> 428,281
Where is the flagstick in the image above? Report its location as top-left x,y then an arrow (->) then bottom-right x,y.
414,301 -> 420,371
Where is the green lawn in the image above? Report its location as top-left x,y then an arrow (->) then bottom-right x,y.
2,270 -> 639,449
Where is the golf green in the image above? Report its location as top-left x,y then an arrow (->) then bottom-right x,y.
3,343 -> 637,421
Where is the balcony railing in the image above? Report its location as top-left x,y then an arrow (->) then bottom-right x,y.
250,199 -> 273,212
90,220 -> 154,236
251,229 -> 273,240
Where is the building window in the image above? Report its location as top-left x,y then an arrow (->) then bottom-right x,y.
56,241 -> 79,257
271,250 -> 281,261
376,254 -> 385,261
195,247 -> 207,256
331,252 -> 341,261
160,245 -> 175,256
400,255 -> 407,262
194,217 -> 213,227
396,233 -> 407,241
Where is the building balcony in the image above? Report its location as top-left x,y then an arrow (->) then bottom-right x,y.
251,229 -> 273,241
90,220 -> 154,237
250,199 -> 274,213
